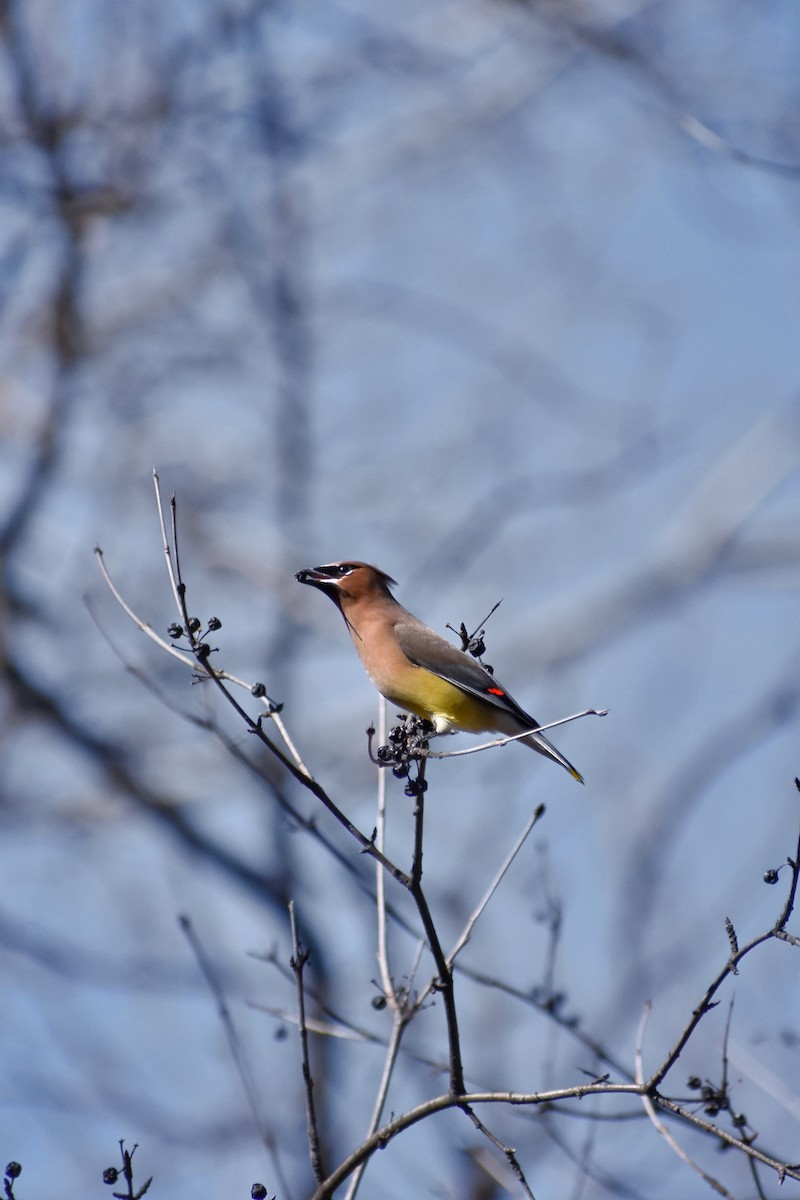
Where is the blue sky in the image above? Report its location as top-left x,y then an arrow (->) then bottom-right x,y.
2,2 -> 800,1197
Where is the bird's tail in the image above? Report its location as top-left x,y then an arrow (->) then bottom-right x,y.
519,729 -> 584,784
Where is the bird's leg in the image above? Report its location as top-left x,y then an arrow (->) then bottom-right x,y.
406,714 -> 437,753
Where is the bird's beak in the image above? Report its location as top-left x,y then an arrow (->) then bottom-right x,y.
296,565 -> 352,622
296,566 -> 340,594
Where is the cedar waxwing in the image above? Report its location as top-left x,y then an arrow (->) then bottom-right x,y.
296,562 -> 583,782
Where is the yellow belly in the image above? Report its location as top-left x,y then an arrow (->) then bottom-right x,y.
380,666 -> 491,733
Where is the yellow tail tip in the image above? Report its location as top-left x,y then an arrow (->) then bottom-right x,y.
570,767 -> 585,784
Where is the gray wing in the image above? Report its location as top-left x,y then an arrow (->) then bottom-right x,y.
394,620 -> 538,728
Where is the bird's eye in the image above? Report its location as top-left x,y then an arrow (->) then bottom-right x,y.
320,563 -> 354,577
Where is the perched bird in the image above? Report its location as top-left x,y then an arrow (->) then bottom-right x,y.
296,561 -> 583,782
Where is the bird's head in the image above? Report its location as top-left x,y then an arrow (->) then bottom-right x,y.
295,561 -> 397,608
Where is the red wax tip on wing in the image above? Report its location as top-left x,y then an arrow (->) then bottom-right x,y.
487,687 -> 505,696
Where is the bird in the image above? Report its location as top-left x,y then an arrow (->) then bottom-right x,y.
296,561 -> 583,782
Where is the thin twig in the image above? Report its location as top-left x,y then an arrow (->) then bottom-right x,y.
94,547 -> 196,668
405,938 -> 425,995
344,700 -> 410,1200
776,781 -> 800,929
648,810 -> 800,1091
745,1154 -> 769,1200
155,475 -> 308,770
719,998 -> 734,1106
420,709 -> 608,759
375,697 -> 396,1008
153,469 -> 183,616
655,1093 -> 799,1179
94,544 -> 309,774
447,805 -> 546,966
169,493 -> 183,604
289,901 -> 326,1183
179,915 -> 292,1200
635,1003 -> 738,1199
407,759 -> 465,1095
469,598 -> 503,643
410,762 -> 426,890
344,1016 -> 407,1200
461,1104 -> 536,1200
447,599 -> 504,648
413,804 -> 547,1019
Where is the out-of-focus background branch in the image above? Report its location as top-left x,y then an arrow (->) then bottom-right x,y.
1,1 -> 799,1196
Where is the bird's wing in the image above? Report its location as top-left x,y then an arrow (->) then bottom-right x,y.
395,620 -> 538,728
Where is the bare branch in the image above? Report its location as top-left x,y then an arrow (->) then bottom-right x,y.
419,709 -> 608,760
635,1002 -> 737,1199
406,758 -> 466,1097
289,901 -> 326,1183
446,805 -> 546,968
179,916 -> 291,1199
94,543 -> 309,774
